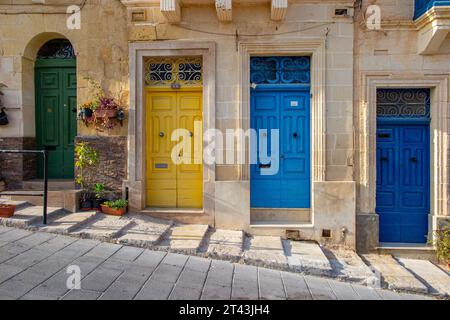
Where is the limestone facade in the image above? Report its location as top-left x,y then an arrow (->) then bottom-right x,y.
0,0 -> 448,251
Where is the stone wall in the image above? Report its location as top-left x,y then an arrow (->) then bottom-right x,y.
0,137 -> 36,189
74,136 -> 127,195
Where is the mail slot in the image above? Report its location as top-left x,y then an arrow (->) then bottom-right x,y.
378,133 -> 391,138
155,163 -> 168,169
259,163 -> 271,169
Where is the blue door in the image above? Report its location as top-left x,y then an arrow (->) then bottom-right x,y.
376,89 -> 430,243
250,57 -> 311,208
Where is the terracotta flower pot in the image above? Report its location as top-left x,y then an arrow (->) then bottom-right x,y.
94,109 -> 118,118
0,204 -> 16,218
100,204 -> 127,216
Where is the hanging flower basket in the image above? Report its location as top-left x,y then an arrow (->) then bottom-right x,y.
0,204 -> 16,218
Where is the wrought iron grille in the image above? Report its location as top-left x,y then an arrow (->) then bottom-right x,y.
250,56 -> 311,85
37,39 -> 75,59
376,88 -> 431,118
145,56 -> 202,87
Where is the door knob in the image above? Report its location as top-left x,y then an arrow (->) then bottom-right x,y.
411,157 -> 417,163
293,133 -> 298,138
281,155 -> 285,160
159,132 -> 165,137
381,157 -> 388,162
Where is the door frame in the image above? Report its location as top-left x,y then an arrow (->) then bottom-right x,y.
359,74 -> 449,244
127,41 -> 216,221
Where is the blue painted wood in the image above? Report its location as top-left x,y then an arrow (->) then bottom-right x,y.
376,124 -> 430,243
414,0 -> 450,19
250,86 -> 311,208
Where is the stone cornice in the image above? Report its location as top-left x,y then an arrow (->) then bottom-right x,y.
414,5 -> 450,29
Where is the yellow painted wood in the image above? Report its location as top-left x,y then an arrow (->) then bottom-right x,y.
146,89 -> 203,208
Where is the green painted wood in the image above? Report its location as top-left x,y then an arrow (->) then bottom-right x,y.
35,59 -> 77,179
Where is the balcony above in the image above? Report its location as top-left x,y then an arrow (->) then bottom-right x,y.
414,0 -> 450,19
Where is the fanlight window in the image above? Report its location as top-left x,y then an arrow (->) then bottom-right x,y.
37,39 -> 75,59
145,57 -> 202,87
250,56 -> 311,85
376,89 -> 430,118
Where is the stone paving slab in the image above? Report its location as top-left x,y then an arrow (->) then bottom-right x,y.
283,240 -> 332,275
40,211 -> 98,235
397,258 -> 450,297
72,215 -> 133,241
0,232 -> 56,264
206,229 -> 243,261
281,271 -> 312,300
0,229 -> 32,248
0,206 -> 64,228
258,268 -> 286,300
168,224 -> 209,254
117,214 -> 172,248
362,254 -> 428,294
243,236 -> 287,269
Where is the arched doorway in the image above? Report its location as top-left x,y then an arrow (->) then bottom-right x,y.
35,39 -> 77,179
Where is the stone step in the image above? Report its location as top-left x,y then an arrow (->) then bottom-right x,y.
243,235 -> 288,269
396,258 -> 450,297
40,211 -> 99,235
0,206 -> 65,229
1,190 -> 81,213
140,208 -> 212,225
72,214 -> 133,242
377,243 -> 436,262
163,224 -> 209,254
283,240 -> 332,275
362,254 -> 428,294
22,179 -> 75,191
205,229 -> 244,261
117,214 -> 173,248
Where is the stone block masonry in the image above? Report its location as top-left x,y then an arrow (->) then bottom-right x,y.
75,136 -> 127,195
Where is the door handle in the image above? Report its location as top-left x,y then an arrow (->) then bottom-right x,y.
411,157 -> 417,163
281,155 -> 285,160
159,132 -> 165,138
381,157 -> 388,162
293,133 -> 298,138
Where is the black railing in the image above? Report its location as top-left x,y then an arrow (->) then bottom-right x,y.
0,149 -> 49,224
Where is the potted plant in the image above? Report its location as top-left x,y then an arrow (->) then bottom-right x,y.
0,203 -> 16,218
429,228 -> 450,268
92,183 -> 106,211
101,199 -> 128,216
75,142 -> 99,211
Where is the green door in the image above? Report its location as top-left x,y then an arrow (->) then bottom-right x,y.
35,59 -> 77,179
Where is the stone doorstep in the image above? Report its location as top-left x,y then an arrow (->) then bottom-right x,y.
396,258 -> 450,297
243,236 -> 288,269
206,229 -> 244,260
72,215 -> 134,241
39,211 -> 99,235
284,240 -> 332,275
117,216 -> 173,248
168,224 -> 209,253
362,254 -> 428,294
0,206 -> 65,228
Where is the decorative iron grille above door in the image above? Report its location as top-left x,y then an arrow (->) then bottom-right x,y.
250,56 -> 311,85
145,56 -> 202,87
377,88 -> 430,119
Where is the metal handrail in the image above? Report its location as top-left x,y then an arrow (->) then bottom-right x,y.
0,149 -> 49,225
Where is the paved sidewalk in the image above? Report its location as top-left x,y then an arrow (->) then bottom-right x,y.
0,227 -> 432,300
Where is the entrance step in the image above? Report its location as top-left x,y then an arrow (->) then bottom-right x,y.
243,236 -> 288,269
0,206 -> 65,229
205,229 -> 244,261
117,214 -> 173,248
1,189 -> 81,213
22,179 -> 75,191
40,211 -> 98,235
72,215 -> 133,242
283,240 -> 332,275
362,254 -> 428,294
251,208 -> 311,224
249,220 -> 314,237
161,224 -> 209,254
140,208 -> 212,225
396,258 -> 450,297
377,243 -> 436,262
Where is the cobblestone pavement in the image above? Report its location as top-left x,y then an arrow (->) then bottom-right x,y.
0,227 -> 433,300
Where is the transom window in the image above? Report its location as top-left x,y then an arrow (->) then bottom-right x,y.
37,39 -> 75,59
250,56 -> 311,85
377,88 -> 430,119
144,56 -> 202,87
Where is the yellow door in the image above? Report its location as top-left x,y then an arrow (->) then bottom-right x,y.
146,89 -> 203,208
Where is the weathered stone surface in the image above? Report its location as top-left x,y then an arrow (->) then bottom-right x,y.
206,229 -> 243,261
283,240 -> 331,275
397,258 -> 450,297
40,211 -> 98,235
0,206 -> 64,228
118,214 -> 172,248
168,224 -> 209,254
243,236 -> 287,269
72,215 -> 133,241
362,254 -> 428,294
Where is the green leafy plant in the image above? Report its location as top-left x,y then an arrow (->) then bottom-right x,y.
429,229 -> 450,265
103,199 -> 128,210
93,183 -> 105,200
75,142 -> 99,190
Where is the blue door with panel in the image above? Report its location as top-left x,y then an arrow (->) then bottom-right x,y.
376,89 -> 430,243
250,57 -> 311,208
